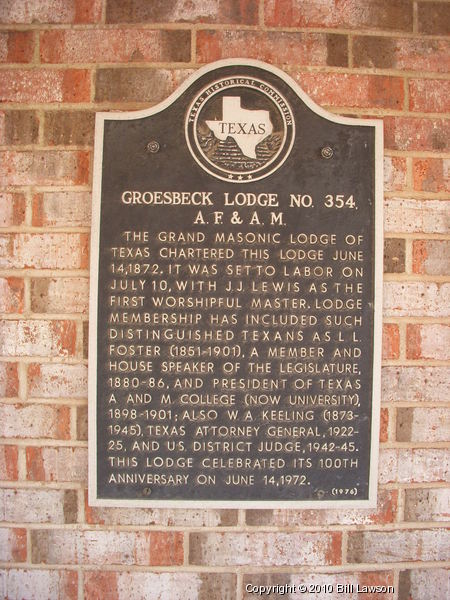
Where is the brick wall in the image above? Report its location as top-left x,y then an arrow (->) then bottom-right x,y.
0,1 -> 449,598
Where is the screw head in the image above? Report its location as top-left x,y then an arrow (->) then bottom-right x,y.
146,141 -> 160,153
142,487 -> 152,496
321,146 -> 334,159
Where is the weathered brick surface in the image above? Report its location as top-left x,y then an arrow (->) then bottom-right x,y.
0,320 -> 76,357
410,79 -> 450,113
197,31 -> 348,66
384,282 -> 450,317
31,277 -> 89,313
190,532 -> 341,566
0,568 -> 78,600
385,199 -> 450,234
264,0 -> 413,31
28,363 -> 88,398
399,569 -> 450,600
0,402 -> 71,439
0,488 -> 77,523
26,446 -> 88,482
0,0 -> 102,24
0,363 -> 19,397
404,489 -> 450,522
0,193 -> 26,227
32,530 -> 184,566
407,324 -> 450,361
0,528 -> 27,562
384,238 -> 405,273
384,156 -> 407,191
379,449 -> 449,484
397,407 -> 449,442
0,31 -> 35,63
417,2 -> 450,35
384,117 -> 450,152
1,110 -> 39,145
43,111 -> 95,146
382,323 -> 400,360
0,70 -> 91,103
413,158 -> 450,193
413,240 -> 450,276
0,234 -> 89,269
0,446 -> 18,480
32,191 -> 91,227
348,529 -> 450,563
0,277 -> 24,313
0,151 -> 89,186
382,367 -> 450,403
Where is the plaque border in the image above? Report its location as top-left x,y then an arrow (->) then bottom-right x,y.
89,59 -> 383,509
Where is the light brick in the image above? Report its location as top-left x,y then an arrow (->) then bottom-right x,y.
0,151 -> 89,186
0,193 -> 26,227
41,29 -> 190,63
410,79 -> 450,113
43,111 -> 94,146
0,277 -> 24,313
418,2 -> 450,35
84,572 -> 236,600
0,488 -> 77,523
397,407 -> 449,442
32,191 -> 91,227
0,403 -> 70,439
0,320 -> 76,357
0,0 -> 102,24
384,199 -> 450,234
384,156 -> 407,191
379,449 -> 449,484
384,116 -> 450,151
246,490 -> 397,527
383,282 -> 450,317
413,240 -> 450,275
28,363 -> 88,398
106,0 -> 258,24
0,31 -> 35,63
197,30 -> 348,67
382,324 -> 400,360
26,446 -> 88,482
404,489 -> 450,522
0,569 -> 78,600
0,363 -> 19,397
264,0 -> 413,31
382,367 -> 450,403
0,446 -> 18,480
399,569 -> 449,600
413,158 -> 450,192
0,69 -> 90,103
31,277 -> 89,313
0,528 -> 26,562
31,530 -> 183,566
407,324 -> 450,361
0,234 -> 89,269
354,36 -> 450,73
190,532 -> 341,566
95,68 -> 192,103
348,529 -> 450,563
291,72 -> 403,109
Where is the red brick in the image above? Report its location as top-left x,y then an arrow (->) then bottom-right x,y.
413,240 -> 450,275
26,446 -> 87,482
32,191 -> 91,227
264,0 -> 413,31
0,151 -> 89,186
0,193 -> 26,227
41,29 -> 190,63
0,403 -> 70,439
31,530 -> 183,566
0,0 -> 101,24
44,111 -> 94,146
0,69 -> 90,103
0,446 -> 18,480
348,529 -> 449,563
106,0 -> 258,24
410,79 -> 450,113
382,366 -> 450,403
0,31 -> 34,63
418,2 -> 450,35
0,363 -> 19,397
28,363 -> 87,398
384,282 -> 450,317
0,277 -> 24,313
407,324 -> 450,361
397,407 -> 448,442
84,572 -> 236,600
380,407 -> 389,442
197,30 -> 348,67
0,488 -> 77,523
291,72 -> 403,109
0,320 -> 76,358
382,324 -> 400,360
189,532 -> 341,566
246,490 -> 397,527
404,489 -> 450,522
0,233 -> 89,269
0,568 -> 78,600
0,528 -> 27,562
385,199 -> 449,234
384,116 -> 450,151
31,277 -> 89,313
413,158 -> 450,193
384,156 -> 407,192
379,449 -> 449,484
354,36 -> 450,73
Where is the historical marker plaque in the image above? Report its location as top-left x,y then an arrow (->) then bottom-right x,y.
89,60 -> 383,508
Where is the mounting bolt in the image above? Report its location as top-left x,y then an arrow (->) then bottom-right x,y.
146,141 -> 160,153
142,487 -> 152,496
321,146 -> 334,159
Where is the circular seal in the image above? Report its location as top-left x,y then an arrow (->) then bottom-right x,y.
186,77 -> 295,182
